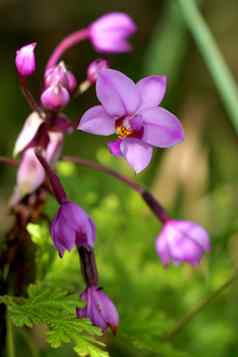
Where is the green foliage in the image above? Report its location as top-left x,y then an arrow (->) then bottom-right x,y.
0,283 -> 108,357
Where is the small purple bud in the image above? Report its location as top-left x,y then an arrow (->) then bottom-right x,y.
89,13 -> 137,53
15,42 -> 37,77
51,201 -> 96,257
41,84 -> 70,111
87,59 -> 109,84
44,62 -> 77,94
66,70 -> 77,94
156,220 -> 211,267
76,286 -> 119,334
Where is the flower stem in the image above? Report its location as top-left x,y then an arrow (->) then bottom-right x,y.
141,191 -> 169,223
176,0 -> 238,131
35,150 -> 67,204
78,247 -> 99,286
19,77 -> 44,118
63,155 -> 169,224
0,156 -> 18,167
46,28 -> 89,70
0,154 -> 171,224
6,313 -> 15,357
63,155 -> 143,193
162,269 -> 238,340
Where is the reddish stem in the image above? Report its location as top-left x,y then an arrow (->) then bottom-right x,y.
35,150 -> 67,204
19,76 -> 44,118
63,155 -> 170,224
63,155 -> 143,193
78,247 -> 98,287
46,28 -> 90,70
0,157 -> 18,167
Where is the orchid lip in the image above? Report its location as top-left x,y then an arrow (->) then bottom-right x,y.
115,117 -> 144,139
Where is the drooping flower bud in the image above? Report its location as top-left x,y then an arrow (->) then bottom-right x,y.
89,13 -> 137,53
41,84 -> 70,111
51,201 -> 96,257
13,112 -> 44,156
10,132 -> 64,205
156,220 -> 211,267
44,62 -> 77,94
15,42 -> 37,77
76,286 -> 119,333
87,59 -> 109,84
10,148 -> 45,205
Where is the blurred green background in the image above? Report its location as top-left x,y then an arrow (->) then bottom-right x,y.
1,0 -> 238,356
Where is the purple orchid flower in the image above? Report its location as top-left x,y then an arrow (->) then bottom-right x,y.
51,201 -> 96,257
76,285 -> 119,333
156,220 -> 211,267
78,69 -> 184,173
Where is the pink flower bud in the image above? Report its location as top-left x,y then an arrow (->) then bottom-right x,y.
10,148 -> 45,206
15,42 -> 37,77
89,13 -> 137,53
13,112 -> 44,156
41,84 -> 70,111
87,59 -> 109,84
156,220 -> 211,267
10,132 -> 64,205
44,62 -> 77,94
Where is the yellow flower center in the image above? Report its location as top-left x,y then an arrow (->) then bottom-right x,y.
116,125 -> 133,138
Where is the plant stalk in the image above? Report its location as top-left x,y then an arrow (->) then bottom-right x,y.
176,0 -> 238,131
162,269 -> 238,340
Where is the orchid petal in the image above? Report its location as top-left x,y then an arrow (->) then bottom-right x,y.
171,221 -> 211,252
108,139 -> 122,157
137,75 -> 167,110
96,69 -> 140,116
78,105 -> 116,136
120,138 -> 153,173
141,107 -> 184,147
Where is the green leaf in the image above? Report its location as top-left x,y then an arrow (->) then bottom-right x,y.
1,283 -> 109,357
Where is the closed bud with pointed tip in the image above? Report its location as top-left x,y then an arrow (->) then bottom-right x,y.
87,59 -> 109,84
51,201 -> 96,257
44,62 -> 77,94
76,286 -> 119,333
15,42 -> 37,77
41,84 -> 70,111
13,112 -> 44,156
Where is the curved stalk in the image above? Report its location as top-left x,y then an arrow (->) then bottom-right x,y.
46,29 -> 89,70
